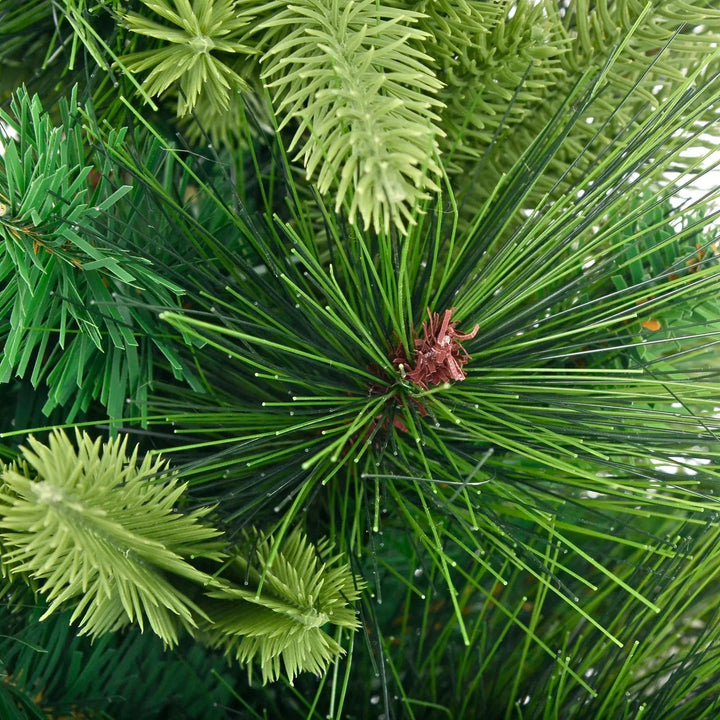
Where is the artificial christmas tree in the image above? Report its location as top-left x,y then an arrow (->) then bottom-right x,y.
2,1 -> 720,717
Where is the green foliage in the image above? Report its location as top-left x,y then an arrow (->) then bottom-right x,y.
3,3 -> 720,718
122,0 -> 254,116
0,87 -> 197,421
252,0 -> 444,234
0,0 -> 53,71
445,0 -> 720,202
142,50 -> 720,714
586,190 -> 720,368
0,599 -> 236,719
0,429 -> 364,691
0,428 -> 223,645
414,0 -> 568,165
9,0 -> 716,236
115,0 -> 720,233
204,529 -> 364,685
341,512 -> 720,719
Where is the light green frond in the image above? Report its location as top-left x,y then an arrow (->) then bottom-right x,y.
401,0 -> 505,62
253,0 -> 444,234
456,0 -> 720,201
421,0 -> 570,165
0,429 -> 224,646
203,528 -> 364,684
122,0 -> 255,115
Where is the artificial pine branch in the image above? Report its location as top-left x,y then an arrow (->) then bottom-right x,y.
0,428 -> 223,645
11,0 -> 716,237
453,0 -> 720,205
412,0 -> 570,166
250,0 -> 444,234
0,87 -> 199,422
122,0 -> 254,116
0,429 -> 364,687
120,0 -> 445,233
5,2 -> 720,238
202,529 -> 364,684
0,598 -> 237,719
3,3 -> 720,717
148,49 -> 720,712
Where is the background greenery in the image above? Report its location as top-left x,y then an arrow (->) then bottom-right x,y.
2,0 -> 720,718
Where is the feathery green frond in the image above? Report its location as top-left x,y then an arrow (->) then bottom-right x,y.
0,426 -> 364,687
0,428 -> 224,646
451,0 -> 720,204
0,87 -> 199,422
203,528 -> 364,685
122,0 -> 254,115
412,0 -> 570,166
246,0 -> 445,234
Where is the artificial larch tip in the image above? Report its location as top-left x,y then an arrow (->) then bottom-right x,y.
394,308 -> 479,389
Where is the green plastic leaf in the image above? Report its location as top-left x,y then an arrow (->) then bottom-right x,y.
0,428 -> 224,646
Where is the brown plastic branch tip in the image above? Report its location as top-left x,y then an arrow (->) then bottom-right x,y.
395,308 -> 479,389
